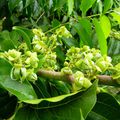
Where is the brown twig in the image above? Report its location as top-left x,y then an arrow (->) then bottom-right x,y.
37,69 -> 120,86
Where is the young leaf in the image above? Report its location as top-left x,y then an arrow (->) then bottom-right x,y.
103,0 -> 113,13
100,15 -> 111,39
93,18 -> 107,55
110,7 -> 120,24
80,0 -> 96,16
67,0 -> 74,16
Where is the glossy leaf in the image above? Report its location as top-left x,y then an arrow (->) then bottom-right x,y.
100,15 -> 111,39
89,93 -> 120,120
67,0 -> 74,16
80,0 -> 96,16
15,80 -> 97,120
93,18 -> 107,55
0,76 -> 37,101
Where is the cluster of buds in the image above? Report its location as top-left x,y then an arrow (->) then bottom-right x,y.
65,46 -> 113,78
73,71 -> 92,91
3,49 -> 39,82
111,63 -> 120,84
55,26 -> 72,38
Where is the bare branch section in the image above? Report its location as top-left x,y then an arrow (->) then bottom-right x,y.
37,69 -> 120,86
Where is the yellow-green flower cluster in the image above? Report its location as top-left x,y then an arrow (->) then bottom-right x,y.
111,63 -> 120,84
55,26 -> 72,38
64,46 -> 112,78
3,49 -> 39,82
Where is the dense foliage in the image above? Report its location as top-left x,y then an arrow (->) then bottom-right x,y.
0,0 -> 120,120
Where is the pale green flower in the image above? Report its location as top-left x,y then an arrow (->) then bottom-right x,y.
4,49 -> 21,62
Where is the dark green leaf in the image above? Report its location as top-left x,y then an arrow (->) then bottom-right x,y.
25,0 -> 33,8
0,92 -> 17,119
55,46 -> 65,63
16,80 -> 97,120
62,37 -> 79,48
90,93 -> 120,120
74,21 -> 93,47
108,39 -> 120,56
86,111 -> 108,120
8,0 -> 21,12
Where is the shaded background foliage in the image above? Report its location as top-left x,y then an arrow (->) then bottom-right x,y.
0,0 -> 120,120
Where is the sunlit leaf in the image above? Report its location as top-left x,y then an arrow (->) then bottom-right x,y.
111,7 -> 120,24
100,15 -> 111,39
67,0 -> 74,16
93,18 -> 107,55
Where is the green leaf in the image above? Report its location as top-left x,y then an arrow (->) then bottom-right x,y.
93,18 -> 107,55
0,58 -> 12,75
62,37 -> 79,48
8,0 -> 21,12
0,91 -> 17,119
15,80 -> 97,120
100,15 -> 111,39
54,0 -> 67,10
55,46 -> 66,63
103,0 -> 113,13
24,0 -> 33,8
90,93 -> 120,120
110,7 -> 120,24
80,0 -> 96,16
67,0 -> 74,16
74,20 -> 93,47
0,30 -> 16,51
0,76 -> 37,101
108,39 -> 120,56
13,26 -> 33,50
86,111 -> 108,120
